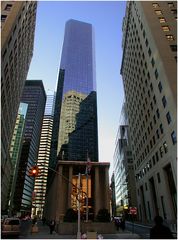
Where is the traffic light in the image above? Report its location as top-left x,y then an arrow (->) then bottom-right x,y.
28,166 -> 39,177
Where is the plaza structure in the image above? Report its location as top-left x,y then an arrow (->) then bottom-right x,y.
32,91 -> 55,218
46,19 -> 110,224
45,161 -> 110,222
1,1 -> 37,213
13,80 -> 46,215
121,1 -> 177,227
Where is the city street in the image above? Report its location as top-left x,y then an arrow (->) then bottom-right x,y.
18,221 -> 140,239
126,221 -> 152,239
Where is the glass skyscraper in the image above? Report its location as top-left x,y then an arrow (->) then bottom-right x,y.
49,19 -> 98,172
13,80 -> 46,215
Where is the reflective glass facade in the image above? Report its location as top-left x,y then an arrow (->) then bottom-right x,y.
13,80 -> 46,214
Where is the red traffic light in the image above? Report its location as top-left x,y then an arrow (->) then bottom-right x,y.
28,166 -> 39,177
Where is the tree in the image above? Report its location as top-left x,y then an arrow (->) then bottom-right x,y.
96,208 -> 110,222
63,208 -> 78,222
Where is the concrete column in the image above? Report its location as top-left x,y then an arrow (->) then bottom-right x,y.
55,165 -> 63,223
68,166 -> 73,208
105,166 -> 110,211
52,174 -> 58,220
94,166 -> 100,217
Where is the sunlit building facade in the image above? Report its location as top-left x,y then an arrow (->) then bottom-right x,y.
121,1 -> 177,228
32,91 -> 55,218
1,1 -> 37,213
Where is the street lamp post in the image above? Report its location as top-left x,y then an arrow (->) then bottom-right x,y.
77,173 -> 81,239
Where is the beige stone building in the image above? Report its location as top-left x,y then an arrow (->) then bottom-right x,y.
44,161 -> 110,222
1,1 -> 37,213
58,91 -> 87,153
121,1 -> 177,227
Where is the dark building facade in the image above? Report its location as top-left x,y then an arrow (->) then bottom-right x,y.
1,1 -> 37,213
13,80 -> 46,215
49,19 -> 98,173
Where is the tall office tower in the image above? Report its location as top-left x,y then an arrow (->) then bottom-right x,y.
45,20 -> 110,223
113,103 -> 137,218
1,1 -> 37,213
32,91 -> 55,218
121,1 -> 177,225
13,81 -> 46,216
8,103 -> 28,216
49,19 -> 98,172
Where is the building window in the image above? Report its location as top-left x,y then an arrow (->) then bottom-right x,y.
151,58 -> 155,67
4,4 -> 12,11
152,155 -> 156,165
1,15 -> 7,22
160,146 -> 164,157
153,115 -> 156,124
148,48 -> 152,56
155,10 -> 162,15
171,9 -> 177,15
156,151 -> 159,162
163,141 -> 168,153
152,3 -> 160,8
168,2 -> 174,8
162,26 -> 170,32
158,82 -> 163,92
166,35 -> 174,41
160,124 -> 164,134
156,129 -> 160,139
166,112 -> 172,124
155,69 -> 159,79
153,95 -> 157,104
156,109 -> 160,119
171,131 -> 177,144
150,83 -> 153,91
153,136 -> 156,144
162,96 -> 167,108
157,173 -> 161,183
170,45 -> 177,52
159,17 -> 166,23
145,39 -> 148,47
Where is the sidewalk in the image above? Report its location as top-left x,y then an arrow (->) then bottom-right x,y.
19,222 -> 140,239
19,224 -> 76,239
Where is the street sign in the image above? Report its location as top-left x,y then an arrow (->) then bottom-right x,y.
129,207 -> 137,215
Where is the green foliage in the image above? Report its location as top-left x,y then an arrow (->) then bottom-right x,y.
63,208 -> 78,222
96,208 -> 110,222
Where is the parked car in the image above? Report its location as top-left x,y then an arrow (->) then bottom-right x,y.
1,217 -> 20,237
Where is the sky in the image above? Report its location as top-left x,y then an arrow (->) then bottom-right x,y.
27,1 -> 126,178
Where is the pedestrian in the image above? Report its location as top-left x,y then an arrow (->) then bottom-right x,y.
120,218 -> 125,231
42,217 -> 46,225
49,220 -> 56,234
150,215 -> 174,239
114,217 -> 120,231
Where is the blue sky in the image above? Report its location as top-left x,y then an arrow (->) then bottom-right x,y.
27,1 -> 126,177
